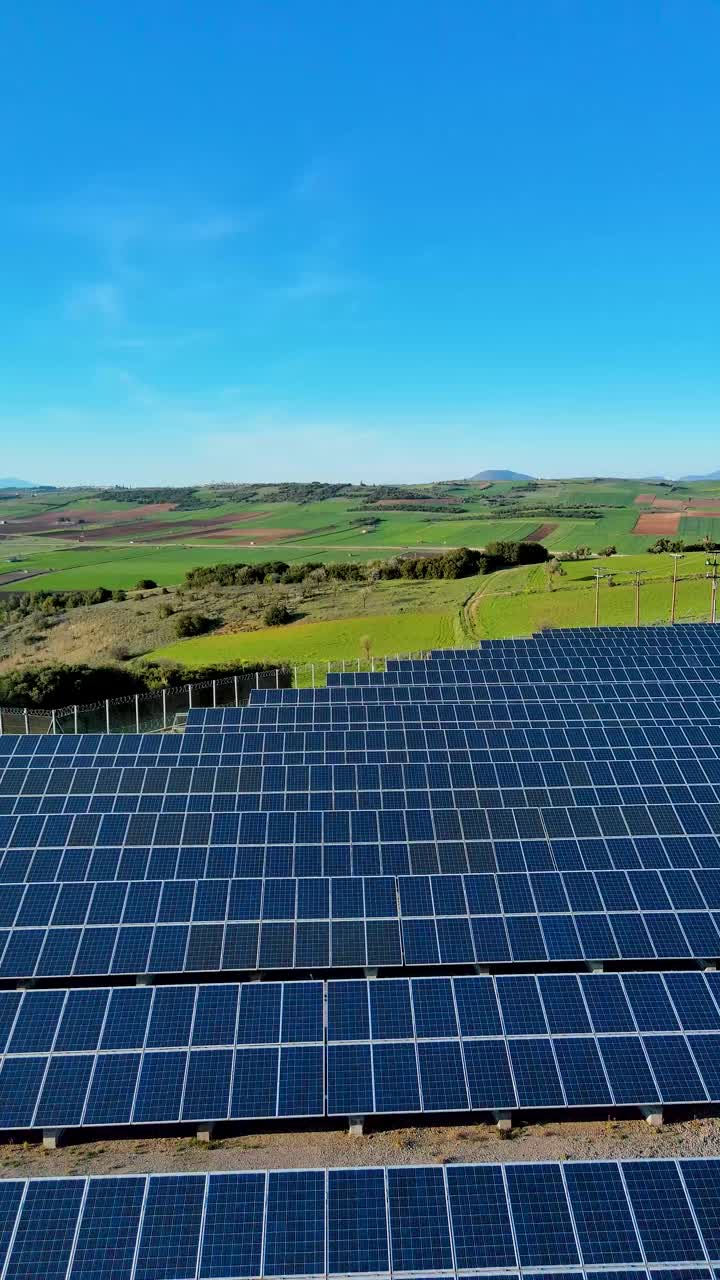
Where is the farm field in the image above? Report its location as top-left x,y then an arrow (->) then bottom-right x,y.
3,476 -> 720,594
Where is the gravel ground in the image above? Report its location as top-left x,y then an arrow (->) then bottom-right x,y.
3,1114 -> 720,1180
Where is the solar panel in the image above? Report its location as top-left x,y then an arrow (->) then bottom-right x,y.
2,868 -> 720,977
2,973 -> 719,1134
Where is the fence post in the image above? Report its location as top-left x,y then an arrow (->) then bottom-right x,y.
51,709 -> 57,735
105,700 -> 110,734
0,709 -> 3,735
293,666 -> 298,689
162,688 -> 167,731
212,680 -> 217,709
255,672 -> 260,690
188,683 -> 193,710
311,664 -> 315,688
342,659 -> 345,673
275,668 -> 280,689
23,709 -> 29,735
371,657 -> 375,673
135,694 -> 140,733
357,658 -> 360,672
233,676 -> 239,707
73,705 -> 78,734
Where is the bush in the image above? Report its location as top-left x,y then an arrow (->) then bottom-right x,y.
135,579 -> 158,590
264,602 -> 293,626
159,603 -> 174,618
174,612 -> 216,638
112,589 -> 127,602
0,663 -> 145,709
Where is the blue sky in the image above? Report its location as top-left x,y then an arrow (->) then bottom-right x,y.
2,0 -> 720,485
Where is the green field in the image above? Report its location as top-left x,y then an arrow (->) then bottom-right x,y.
144,549 -> 718,671
151,611 -> 459,667
4,478 -> 720,593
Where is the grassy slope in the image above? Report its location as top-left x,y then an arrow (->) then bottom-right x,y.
148,551 -> 718,667
151,612 -> 458,666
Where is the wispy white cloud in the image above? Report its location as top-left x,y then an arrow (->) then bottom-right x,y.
66,280 -> 124,321
99,329 -> 216,353
274,267 -> 366,301
43,194 -> 257,253
293,157 -> 336,203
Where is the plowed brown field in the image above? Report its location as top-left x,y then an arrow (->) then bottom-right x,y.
633,512 -> 682,534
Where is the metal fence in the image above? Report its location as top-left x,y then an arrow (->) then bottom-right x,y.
0,652 -> 434,735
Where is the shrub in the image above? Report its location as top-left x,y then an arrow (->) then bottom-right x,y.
174,612 -> 216,638
135,579 -> 158,590
264,602 -> 293,626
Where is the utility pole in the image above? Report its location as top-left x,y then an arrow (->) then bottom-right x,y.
593,568 -> 606,627
633,570 -> 645,627
669,553 -> 684,625
707,555 -> 719,624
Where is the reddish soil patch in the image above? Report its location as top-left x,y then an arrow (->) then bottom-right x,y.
524,523 -> 558,542
34,512 -> 276,543
201,528 -> 307,542
0,502 -> 179,534
633,512 -> 682,535
651,498 -> 685,511
634,494 -> 656,505
685,509 -> 720,519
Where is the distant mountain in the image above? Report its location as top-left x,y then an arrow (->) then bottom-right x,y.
680,470 -> 720,482
470,469 -> 534,481
0,477 -> 38,489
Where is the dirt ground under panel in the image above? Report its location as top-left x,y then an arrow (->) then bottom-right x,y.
3,1115 -> 720,1180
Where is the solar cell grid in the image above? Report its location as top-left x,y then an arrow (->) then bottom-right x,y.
0,1158 -> 718,1275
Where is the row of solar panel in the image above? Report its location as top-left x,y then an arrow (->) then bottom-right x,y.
5,1020 -> 720,1129
10,783 -> 720,820
4,970 -> 720,1050
248,684 -> 720,703
2,907 -> 720,979
5,865 -> 720,925
220,701 -> 720,726
9,721 -> 720,759
391,654 -> 714,669
4,830 -> 720,880
4,801 -> 720,856
8,736 -> 720,775
6,754 -> 720,795
10,745 -> 720,774
3,1159 -> 720,1279
329,670 -> 720,687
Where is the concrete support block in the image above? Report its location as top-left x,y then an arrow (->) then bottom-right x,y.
641,1106 -> 664,1127
135,974 -> 153,986
474,965 -> 489,976
364,968 -> 378,979
43,1129 -> 65,1149
493,1110 -> 513,1132
703,962 -> 717,972
587,960 -> 604,973
348,1115 -> 365,1137
249,972 -> 265,983
197,1124 -> 215,1142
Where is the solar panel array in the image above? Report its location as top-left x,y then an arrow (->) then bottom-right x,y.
5,626 -> 720,1272
0,1159 -> 718,1278
2,971 -> 720,1132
